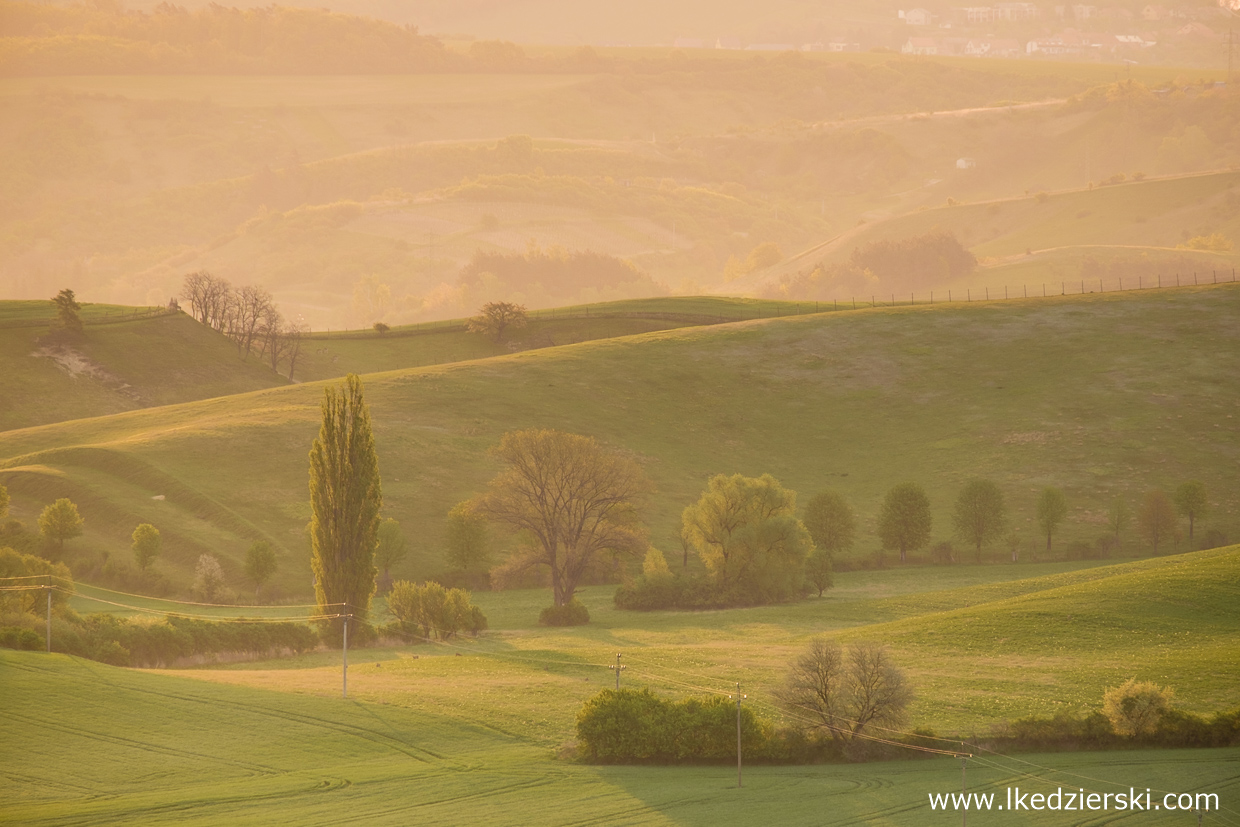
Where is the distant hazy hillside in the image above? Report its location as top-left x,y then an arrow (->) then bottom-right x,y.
113,0 -> 897,46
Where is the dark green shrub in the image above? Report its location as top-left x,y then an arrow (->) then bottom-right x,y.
0,626 -> 43,651
539,599 -> 590,626
576,688 -> 773,764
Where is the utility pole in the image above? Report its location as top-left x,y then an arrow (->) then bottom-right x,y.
961,755 -> 968,827
609,652 -> 625,690
1229,28 -> 1235,85
342,613 -> 349,699
46,579 -> 52,653
733,682 -> 747,788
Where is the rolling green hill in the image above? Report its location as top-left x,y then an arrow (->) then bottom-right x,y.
4,542 -> 1239,825
0,285 -> 1235,596
0,304 -> 289,432
0,296 -> 818,432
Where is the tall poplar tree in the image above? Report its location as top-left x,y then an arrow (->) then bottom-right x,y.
309,373 -> 382,637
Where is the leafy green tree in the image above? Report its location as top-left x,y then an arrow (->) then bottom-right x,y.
374,518 -> 407,592
952,479 -> 1007,563
1102,679 -> 1173,737
1137,489 -> 1177,554
131,523 -> 161,572
805,549 -> 834,597
244,540 -> 278,600
386,580 -> 485,639
466,301 -> 528,343
1035,487 -> 1068,554
1173,481 -> 1209,543
877,483 -> 931,564
802,491 -> 856,560
309,374 -> 382,635
478,429 -> 649,611
445,503 -> 489,574
53,288 -> 82,332
38,498 -> 84,554
1107,497 -> 1130,551
682,473 -> 813,603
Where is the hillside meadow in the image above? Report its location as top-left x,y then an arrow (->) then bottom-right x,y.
0,306 -> 289,432
0,285 -> 1235,597
4,544 -> 1239,825
0,296 -> 815,431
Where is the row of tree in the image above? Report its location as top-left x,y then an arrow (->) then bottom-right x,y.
180,271 -> 306,379
870,478 -> 1213,566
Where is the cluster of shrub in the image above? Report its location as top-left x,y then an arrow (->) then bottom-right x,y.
614,476 -> 839,612
992,679 -> 1240,752
575,648 -> 1240,766
0,546 -> 315,667
43,614 -> 318,668
995,708 -> 1240,752
382,580 -> 487,641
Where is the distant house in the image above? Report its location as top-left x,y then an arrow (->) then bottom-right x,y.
901,8 -> 936,25
994,2 -> 1039,20
715,37 -> 745,50
1072,4 -> 1097,19
1176,21 -> 1221,40
673,37 -> 705,49
956,6 -> 995,24
827,41 -> 863,52
957,157 -> 977,169
1113,34 -> 1156,48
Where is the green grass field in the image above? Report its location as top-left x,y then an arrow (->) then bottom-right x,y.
0,309 -> 289,432
0,296 -> 824,429
1,285 -> 1236,593
4,544 -> 1239,825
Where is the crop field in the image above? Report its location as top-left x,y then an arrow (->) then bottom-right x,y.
1,285 -> 1236,593
4,543 -> 1239,826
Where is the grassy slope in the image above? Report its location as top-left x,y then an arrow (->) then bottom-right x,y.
159,547 -> 1238,745
0,308 -> 289,432
0,285 -> 1236,593
7,652 -> 1237,827
0,297 -> 817,430
295,296 -> 817,381
5,546 -> 1240,825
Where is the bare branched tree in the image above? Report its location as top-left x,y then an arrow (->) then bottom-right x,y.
777,639 -> 912,745
476,429 -> 650,608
